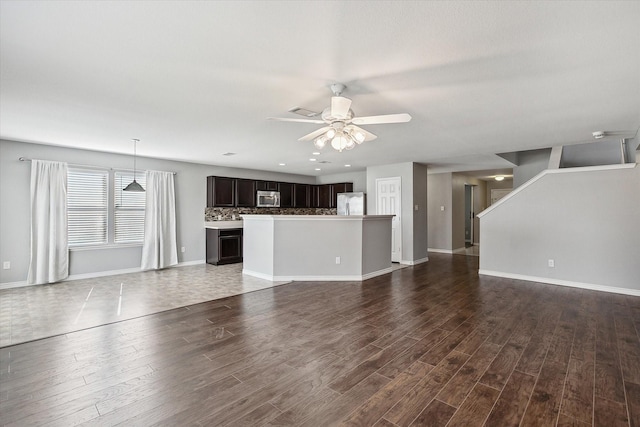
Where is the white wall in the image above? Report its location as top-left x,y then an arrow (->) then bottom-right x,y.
427,173 -> 453,251
479,165 -> 640,293
513,148 -> 552,188
0,139 -> 315,285
316,171 -> 367,193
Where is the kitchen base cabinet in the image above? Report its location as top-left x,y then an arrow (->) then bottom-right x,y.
206,228 -> 243,265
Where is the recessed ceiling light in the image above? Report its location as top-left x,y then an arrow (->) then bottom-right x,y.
315,168 -> 321,171
278,163 -> 286,166
222,152 -> 236,156
344,164 -> 351,167
309,158 -> 317,162
495,176 -> 505,181
312,152 -> 321,155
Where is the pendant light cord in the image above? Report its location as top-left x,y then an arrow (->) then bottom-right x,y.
133,138 -> 139,179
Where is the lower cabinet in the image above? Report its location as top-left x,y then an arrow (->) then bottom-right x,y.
206,228 -> 243,265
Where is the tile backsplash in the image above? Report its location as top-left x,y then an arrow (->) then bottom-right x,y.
205,207 -> 336,221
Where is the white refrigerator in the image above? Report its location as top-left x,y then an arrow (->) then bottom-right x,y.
337,192 -> 366,216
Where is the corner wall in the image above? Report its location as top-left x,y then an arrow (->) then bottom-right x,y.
479,164 -> 640,293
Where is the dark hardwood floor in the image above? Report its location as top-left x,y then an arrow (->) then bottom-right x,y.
1,253 -> 639,426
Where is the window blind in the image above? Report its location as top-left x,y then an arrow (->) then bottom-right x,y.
114,171 -> 146,243
67,169 -> 108,246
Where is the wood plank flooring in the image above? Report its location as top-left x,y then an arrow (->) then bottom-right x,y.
1,253 -> 639,426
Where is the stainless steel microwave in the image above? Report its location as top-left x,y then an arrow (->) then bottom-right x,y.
256,190 -> 280,207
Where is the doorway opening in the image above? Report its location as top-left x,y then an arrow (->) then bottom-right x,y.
464,184 -> 475,246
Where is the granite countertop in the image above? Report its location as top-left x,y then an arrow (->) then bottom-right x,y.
204,220 -> 243,229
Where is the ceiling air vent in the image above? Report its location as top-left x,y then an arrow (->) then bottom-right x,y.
288,107 -> 319,117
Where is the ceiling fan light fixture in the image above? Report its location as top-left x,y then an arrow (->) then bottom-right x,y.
331,133 -> 348,152
314,136 -> 327,149
270,83 -> 410,153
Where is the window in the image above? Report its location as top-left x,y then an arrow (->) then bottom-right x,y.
67,169 -> 108,246
67,168 -> 146,247
114,171 -> 146,244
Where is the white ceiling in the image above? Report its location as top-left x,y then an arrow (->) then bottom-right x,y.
1,1 -> 638,177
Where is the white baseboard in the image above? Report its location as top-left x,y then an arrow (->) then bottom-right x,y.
478,269 -> 640,297
66,267 -> 142,282
400,257 -> 429,266
242,267 -> 393,282
428,248 -> 453,254
0,280 -> 28,290
0,260 -> 206,290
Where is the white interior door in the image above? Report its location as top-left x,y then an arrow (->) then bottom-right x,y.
376,177 -> 402,262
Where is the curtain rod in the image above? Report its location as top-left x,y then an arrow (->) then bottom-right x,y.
18,157 -> 177,175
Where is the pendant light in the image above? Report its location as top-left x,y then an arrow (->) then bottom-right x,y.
123,138 -> 145,192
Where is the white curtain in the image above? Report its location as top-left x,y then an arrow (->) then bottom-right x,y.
28,160 -> 69,285
141,170 -> 178,270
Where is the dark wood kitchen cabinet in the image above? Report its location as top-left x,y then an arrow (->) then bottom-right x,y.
207,176 -> 353,209
312,183 -> 354,208
206,228 -> 243,265
207,176 -> 235,207
331,182 -> 353,198
235,179 -> 256,207
316,184 -> 331,208
294,184 -> 310,208
256,180 -> 278,191
278,182 -> 294,208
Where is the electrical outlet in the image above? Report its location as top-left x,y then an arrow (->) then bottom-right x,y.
440,206 -> 445,211
2,261 -> 9,270
415,205 -> 419,211
548,259 -> 555,268
181,247 -> 186,253
335,256 -> 341,265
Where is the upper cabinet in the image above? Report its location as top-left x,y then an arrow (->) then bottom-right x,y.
278,182 -> 294,208
207,176 -> 235,207
294,184 -> 310,208
314,182 -> 354,208
256,181 -> 278,191
207,176 -> 353,209
236,179 -> 256,207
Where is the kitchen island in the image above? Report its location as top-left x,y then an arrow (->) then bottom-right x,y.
241,215 -> 393,281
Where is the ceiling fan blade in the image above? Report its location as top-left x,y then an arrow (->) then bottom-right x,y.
331,96 -> 352,119
347,125 -> 377,142
268,117 -> 326,124
352,113 -> 412,125
298,126 -> 332,142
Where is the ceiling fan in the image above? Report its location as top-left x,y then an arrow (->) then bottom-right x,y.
268,83 -> 411,152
